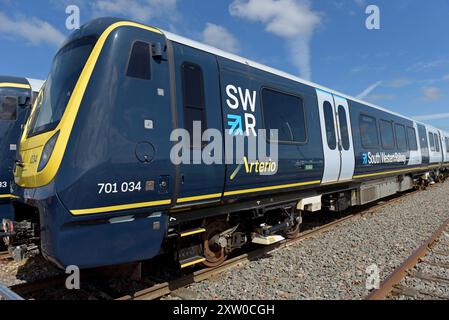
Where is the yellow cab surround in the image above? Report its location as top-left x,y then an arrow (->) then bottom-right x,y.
14,22 -> 163,189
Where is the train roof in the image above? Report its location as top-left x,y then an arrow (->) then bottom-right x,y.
162,30 -> 449,136
65,18 -> 449,137
0,75 -> 30,86
162,30 -> 414,120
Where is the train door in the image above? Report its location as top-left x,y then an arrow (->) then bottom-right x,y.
171,43 -> 225,206
438,130 -> 446,163
316,89 -> 355,183
417,124 -> 429,165
442,133 -> 449,163
333,95 -> 355,181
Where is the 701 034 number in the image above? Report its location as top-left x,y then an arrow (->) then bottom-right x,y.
98,182 -> 142,194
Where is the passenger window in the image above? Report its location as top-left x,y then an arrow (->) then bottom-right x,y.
338,106 -> 350,151
126,41 -> 152,80
359,115 -> 379,148
379,120 -> 395,149
0,96 -> 18,120
435,134 -> 440,152
395,124 -> 407,151
429,132 -> 435,151
182,63 -> 206,147
446,137 -> 449,153
262,89 -> 307,144
323,102 -> 336,150
407,127 -> 418,151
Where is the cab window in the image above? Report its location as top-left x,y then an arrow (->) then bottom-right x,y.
0,96 -> 18,120
126,41 -> 152,80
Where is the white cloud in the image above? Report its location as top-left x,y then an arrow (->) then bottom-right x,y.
229,0 -> 321,80
92,0 -> 178,23
0,11 -> 65,47
356,81 -> 383,99
202,23 -> 239,53
366,93 -> 396,102
413,112 -> 449,121
422,87 -> 442,101
408,59 -> 449,72
387,78 -> 413,88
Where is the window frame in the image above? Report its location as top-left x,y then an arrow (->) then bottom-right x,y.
323,101 -> 337,150
394,123 -> 408,151
359,114 -> 379,149
429,132 -> 435,152
406,126 -> 418,151
0,96 -> 18,121
434,133 -> 440,153
260,86 -> 308,145
125,40 -> 152,80
181,62 -> 207,149
379,119 -> 396,150
338,105 -> 350,151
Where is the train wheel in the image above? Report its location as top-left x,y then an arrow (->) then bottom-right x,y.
202,220 -> 229,267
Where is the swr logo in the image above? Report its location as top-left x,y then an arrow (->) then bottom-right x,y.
226,85 -> 257,137
362,153 -> 368,165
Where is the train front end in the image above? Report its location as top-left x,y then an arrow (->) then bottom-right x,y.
8,18 -> 172,269
0,77 -> 32,223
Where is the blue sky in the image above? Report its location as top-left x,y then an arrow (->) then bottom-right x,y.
1,0 -> 448,130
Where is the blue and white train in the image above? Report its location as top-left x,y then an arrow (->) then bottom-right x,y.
2,18 -> 448,269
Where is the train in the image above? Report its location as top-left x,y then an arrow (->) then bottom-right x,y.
0,76 -> 43,222
1,18 -> 448,270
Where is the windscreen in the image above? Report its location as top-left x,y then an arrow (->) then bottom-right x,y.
28,36 -> 97,136
0,96 -> 18,121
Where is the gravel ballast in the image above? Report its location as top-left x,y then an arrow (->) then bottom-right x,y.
392,226 -> 449,300
173,182 -> 449,300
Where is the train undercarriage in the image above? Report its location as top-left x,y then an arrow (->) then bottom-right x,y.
168,168 -> 449,269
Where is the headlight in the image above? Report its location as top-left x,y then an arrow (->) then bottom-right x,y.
38,131 -> 59,172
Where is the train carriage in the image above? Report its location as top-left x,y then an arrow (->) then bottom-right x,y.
0,77 -> 43,222
3,18 -> 449,269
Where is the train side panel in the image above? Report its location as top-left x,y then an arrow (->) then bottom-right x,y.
171,43 -> 225,207
349,100 -> 422,180
217,57 -> 324,201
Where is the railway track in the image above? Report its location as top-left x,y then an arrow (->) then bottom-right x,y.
0,251 -> 10,261
367,217 -> 449,300
0,189 -> 424,300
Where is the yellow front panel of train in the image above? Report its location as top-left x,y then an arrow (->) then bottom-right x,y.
14,132 -> 53,187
